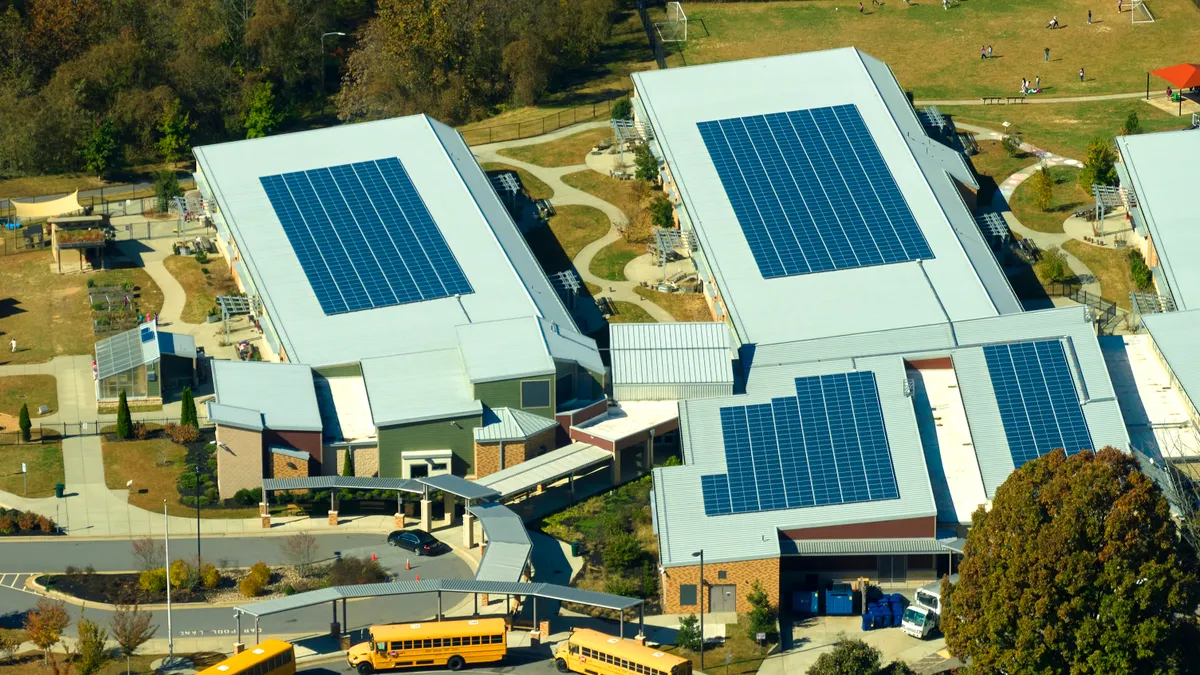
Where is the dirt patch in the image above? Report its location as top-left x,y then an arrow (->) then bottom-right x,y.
0,412 -> 17,430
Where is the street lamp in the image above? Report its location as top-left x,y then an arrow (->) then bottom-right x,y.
321,31 -> 347,95
194,465 -> 202,570
692,550 -> 704,672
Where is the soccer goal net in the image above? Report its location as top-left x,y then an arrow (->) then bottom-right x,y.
1132,0 -> 1155,24
655,2 -> 688,43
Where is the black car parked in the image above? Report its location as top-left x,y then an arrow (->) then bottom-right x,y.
386,529 -> 448,556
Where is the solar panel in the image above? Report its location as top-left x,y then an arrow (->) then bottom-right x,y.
140,326 -> 154,343
697,104 -> 933,280
700,371 -> 900,517
260,157 -> 473,316
983,340 -> 1094,469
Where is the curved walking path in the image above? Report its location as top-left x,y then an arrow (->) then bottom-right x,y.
916,90 -> 1147,106
956,121 -> 1101,298
473,122 -> 676,322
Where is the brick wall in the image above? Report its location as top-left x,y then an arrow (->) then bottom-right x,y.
474,426 -> 559,478
272,453 -> 309,479
335,447 -> 380,477
661,557 -> 780,615
215,425 -> 263,500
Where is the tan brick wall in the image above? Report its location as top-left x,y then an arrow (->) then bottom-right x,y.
661,557 -> 780,615
216,425 -> 263,500
272,453 -> 309,479
475,443 -> 501,478
518,427 -> 556,465
335,447 -> 380,477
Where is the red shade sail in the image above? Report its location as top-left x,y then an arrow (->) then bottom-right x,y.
1152,63 -> 1200,89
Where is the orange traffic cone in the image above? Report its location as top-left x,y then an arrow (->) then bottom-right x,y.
371,552 -> 378,562
405,558 -> 411,571
415,574 -> 420,581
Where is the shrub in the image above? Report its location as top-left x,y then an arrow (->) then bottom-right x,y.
65,566 -> 79,575
204,487 -> 219,501
238,575 -> 264,598
165,422 -> 199,445
1129,249 -> 1153,292
133,422 -> 150,440
603,575 -> 638,597
181,496 -> 197,507
84,565 -> 96,575
675,614 -> 701,651
610,99 -> 632,121
1036,246 -> 1073,283
178,472 -> 198,492
17,511 -> 36,531
1121,110 -> 1142,136
198,496 -> 211,506
746,580 -> 778,642
201,267 -> 209,275
200,564 -> 221,589
1030,166 -> 1054,211
327,557 -> 387,586
18,404 -> 30,442
602,532 -> 643,572
169,560 -> 192,588
248,562 -> 271,586
207,458 -> 218,472
233,489 -> 257,506
138,568 -> 167,593
194,250 -> 208,264
282,584 -> 297,596
0,515 -> 15,534
1001,133 -> 1023,157
36,516 -> 54,532
116,391 -> 132,440
179,387 -> 198,429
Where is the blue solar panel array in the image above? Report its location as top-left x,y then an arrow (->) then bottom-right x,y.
260,157 -> 473,315
700,371 -> 900,517
983,340 -> 1094,469
697,104 -> 934,280
139,326 -> 154,343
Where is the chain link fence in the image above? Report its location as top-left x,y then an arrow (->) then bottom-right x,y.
459,98 -> 629,146
0,419 -> 215,445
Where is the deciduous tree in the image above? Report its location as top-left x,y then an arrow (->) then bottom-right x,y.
24,598 -> 70,664
942,447 -> 1200,673
1078,137 -> 1118,194
1030,166 -> 1053,211
110,605 -> 156,675
82,119 -> 119,178
156,99 -> 193,168
75,614 -> 110,675
243,81 -> 284,139
280,532 -> 320,576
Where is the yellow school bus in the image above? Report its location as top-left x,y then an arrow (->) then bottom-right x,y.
198,639 -> 296,675
553,629 -> 691,675
347,617 -> 508,674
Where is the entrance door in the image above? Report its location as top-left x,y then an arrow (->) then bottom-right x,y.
709,584 -> 736,613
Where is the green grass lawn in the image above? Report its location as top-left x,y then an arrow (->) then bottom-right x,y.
1010,165 -> 1090,233
0,442 -> 64,498
163,255 -> 239,324
102,438 -> 258,519
967,139 -> 1039,206
498,128 -> 617,167
633,288 -> 715,322
1063,239 -> 1134,309
608,300 -> 656,323
0,250 -> 163,365
0,375 -> 57,418
590,238 -> 643,281
480,163 -> 555,201
561,170 -> 648,230
945,99 -> 1193,159
661,0 -> 1200,100
523,205 -> 612,274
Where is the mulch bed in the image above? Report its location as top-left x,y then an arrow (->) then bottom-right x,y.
39,571 -> 232,605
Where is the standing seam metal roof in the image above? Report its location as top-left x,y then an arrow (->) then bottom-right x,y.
95,320 -> 160,380
475,442 -> 613,498
1142,310 -> 1200,412
468,502 -> 532,583
212,360 -> 322,432
610,323 -> 734,386
473,408 -> 559,443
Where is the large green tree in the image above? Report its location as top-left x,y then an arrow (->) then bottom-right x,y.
943,447 -> 1200,674
1078,138 -> 1118,195
243,80 -> 284,139
82,119 -> 119,177
156,99 -> 193,167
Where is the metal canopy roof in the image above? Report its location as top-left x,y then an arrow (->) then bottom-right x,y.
262,476 -> 425,493
233,578 -> 643,617
469,502 -> 532,583
476,442 -> 612,498
474,408 -> 559,443
419,474 -> 499,501
212,361 -> 323,432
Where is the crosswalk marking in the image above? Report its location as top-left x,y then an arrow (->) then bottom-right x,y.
0,573 -> 46,596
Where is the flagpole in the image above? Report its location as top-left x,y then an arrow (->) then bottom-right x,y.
164,501 -> 173,661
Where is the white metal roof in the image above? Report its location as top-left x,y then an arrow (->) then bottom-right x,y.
911,366 -> 988,525
475,442 -> 612,497
211,360 -> 322,432
192,114 -> 592,372
1116,130 -> 1200,309
631,48 -> 1020,348
474,407 -> 558,443
1100,334 -> 1200,459
314,375 -> 376,442
457,318 -> 556,383
469,502 -> 532,583
610,322 -> 734,386
361,349 -> 480,427
1142,310 -> 1200,431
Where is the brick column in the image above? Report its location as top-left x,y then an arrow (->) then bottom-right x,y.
328,511 -> 338,526
259,502 -> 270,529
394,512 -> 406,529
463,511 -> 475,549
420,499 -> 432,532
442,490 -> 455,527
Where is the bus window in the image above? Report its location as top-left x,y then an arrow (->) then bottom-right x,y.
422,640 -> 431,649
376,642 -> 387,652
471,636 -> 480,645
432,639 -> 441,648
621,659 -> 629,670
569,644 -> 579,655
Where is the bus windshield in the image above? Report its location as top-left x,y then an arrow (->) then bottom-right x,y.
902,608 -> 926,627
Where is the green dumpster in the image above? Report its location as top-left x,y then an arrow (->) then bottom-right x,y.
54,483 -> 65,498
570,541 -> 581,557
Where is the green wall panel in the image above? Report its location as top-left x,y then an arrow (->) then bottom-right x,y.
473,377 -> 555,419
378,415 -> 481,477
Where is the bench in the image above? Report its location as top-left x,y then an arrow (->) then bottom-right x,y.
1006,96 -> 1027,104
981,96 -> 1003,104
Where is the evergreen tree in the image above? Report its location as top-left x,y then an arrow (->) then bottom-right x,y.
633,143 -> 658,182
244,81 -> 285,139
179,387 -> 198,428
1121,110 -> 1142,136
674,614 -> 701,652
1030,166 -> 1054,211
342,449 -> 354,477
943,448 -> 1200,673
745,580 -> 777,641
116,390 -> 132,440
18,403 -> 31,443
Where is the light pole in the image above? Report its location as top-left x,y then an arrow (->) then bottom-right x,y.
692,549 -> 704,672
164,501 -> 174,661
320,32 -> 347,95
195,465 -> 201,570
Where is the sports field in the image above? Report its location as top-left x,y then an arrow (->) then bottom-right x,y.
659,0 -> 1200,99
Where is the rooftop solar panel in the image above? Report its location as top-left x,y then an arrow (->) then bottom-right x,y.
700,371 -> 900,517
260,158 -> 473,315
982,340 -> 1094,469
697,104 -> 933,280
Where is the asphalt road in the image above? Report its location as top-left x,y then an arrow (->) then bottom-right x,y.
298,645 -> 559,675
0,534 -> 475,641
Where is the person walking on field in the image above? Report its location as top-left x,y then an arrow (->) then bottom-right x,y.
987,45 -> 993,58
1045,47 -> 1050,61
859,2 -> 864,12
1118,0 -> 1123,12
981,45 -> 987,60
1088,9 -> 1092,22
9,338 -> 15,353
1080,66 -> 1085,82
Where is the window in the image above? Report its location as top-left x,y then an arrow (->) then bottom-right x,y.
422,640 -> 432,649
432,639 -> 442,648
471,636 -> 480,645
521,380 -> 551,408
582,648 -> 592,658
403,641 -> 413,650
410,464 -> 429,478
451,637 -> 461,647
556,373 -> 575,403
680,584 -> 698,606
569,644 -> 579,655
717,571 -> 727,580
376,642 -> 387,652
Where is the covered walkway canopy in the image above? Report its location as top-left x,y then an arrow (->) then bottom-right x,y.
475,442 -> 612,499
260,475 -> 500,500
1153,63 -> 1200,89
10,191 -> 83,219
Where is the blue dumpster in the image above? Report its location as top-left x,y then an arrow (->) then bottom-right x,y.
793,590 -> 820,616
825,584 -> 855,616
889,594 -> 905,627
